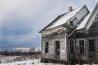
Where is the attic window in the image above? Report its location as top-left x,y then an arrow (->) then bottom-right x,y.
70,21 -> 73,25
70,17 -> 77,26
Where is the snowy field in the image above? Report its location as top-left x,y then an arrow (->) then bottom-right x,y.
0,60 -> 97,65
0,55 -> 40,63
0,55 -> 97,65
0,59 -> 64,65
0,59 -> 97,65
0,55 -> 64,65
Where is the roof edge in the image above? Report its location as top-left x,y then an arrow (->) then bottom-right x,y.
39,4 -> 89,33
39,14 -> 65,33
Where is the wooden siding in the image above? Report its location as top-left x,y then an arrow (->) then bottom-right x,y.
41,32 -> 68,61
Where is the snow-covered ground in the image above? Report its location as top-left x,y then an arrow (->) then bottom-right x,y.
0,59 -> 97,65
0,59 -> 64,65
0,55 -> 97,65
0,55 -> 64,65
0,55 -> 40,63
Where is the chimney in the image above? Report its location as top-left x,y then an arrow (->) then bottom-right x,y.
68,6 -> 73,12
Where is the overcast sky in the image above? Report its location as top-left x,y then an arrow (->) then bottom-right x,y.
0,0 -> 97,49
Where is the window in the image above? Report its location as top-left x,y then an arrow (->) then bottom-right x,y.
55,41 -> 60,56
79,40 -> 84,54
70,21 -> 73,25
45,42 -> 49,53
89,40 -> 95,52
70,17 -> 77,26
70,40 -> 74,54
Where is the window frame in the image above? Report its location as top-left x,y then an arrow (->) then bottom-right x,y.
77,39 -> 86,54
79,40 -> 85,54
55,41 -> 60,56
88,39 -> 96,52
45,41 -> 49,53
69,39 -> 75,54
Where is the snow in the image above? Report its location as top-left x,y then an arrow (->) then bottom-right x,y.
0,55 -> 63,65
47,8 -> 81,29
0,56 -> 96,65
0,59 -> 64,65
0,60 -> 97,65
46,6 -> 92,30
46,6 -> 91,30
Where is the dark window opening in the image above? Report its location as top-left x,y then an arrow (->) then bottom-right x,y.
45,42 -> 49,53
70,21 -> 73,25
70,17 -> 77,26
70,40 -> 74,54
79,40 -> 84,54
89,40 -> 95,52
55,41 -> 60,56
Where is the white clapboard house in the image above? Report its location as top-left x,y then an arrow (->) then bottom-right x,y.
39,3 -> 98,64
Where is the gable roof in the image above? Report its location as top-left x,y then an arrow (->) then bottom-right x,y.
39,5 -> 89,33
46,8 -> 81,29
39,14 -> 65,33
68,3 -> 98,37
84,2 -> 98,30
76,11 -> 91,30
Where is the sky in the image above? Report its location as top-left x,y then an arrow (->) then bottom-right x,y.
0,0 -> 97,49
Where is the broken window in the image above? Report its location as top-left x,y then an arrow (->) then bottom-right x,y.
89,40 -> 95,52
69,40 -> 74,54
45,42 -> 49,53
79,40 -> 85,54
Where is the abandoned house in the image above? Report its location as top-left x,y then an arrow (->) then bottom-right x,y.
39,3 -> 98,64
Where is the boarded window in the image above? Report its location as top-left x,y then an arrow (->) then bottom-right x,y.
45,42 -> 49,53
79,40 -> 84,54
70,40 -> 74,54
89,40 -> 95,52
